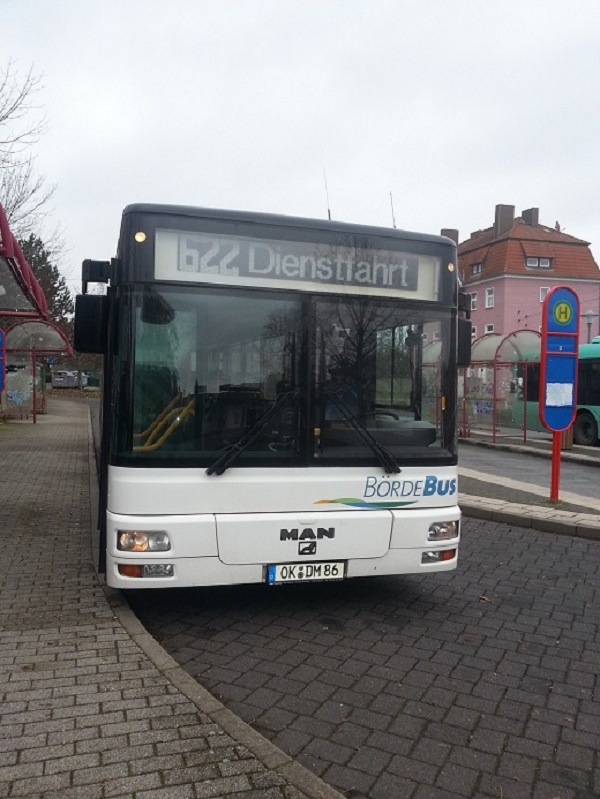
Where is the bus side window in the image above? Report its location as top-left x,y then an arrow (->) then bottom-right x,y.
589,363 -> 600,399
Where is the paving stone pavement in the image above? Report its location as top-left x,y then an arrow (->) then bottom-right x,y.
0,399 -> 340,799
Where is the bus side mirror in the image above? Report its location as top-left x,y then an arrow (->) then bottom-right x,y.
457,317 -> 472,368
74,294 -> 108,354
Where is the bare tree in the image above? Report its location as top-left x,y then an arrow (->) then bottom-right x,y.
0,60 -> 56,237
0,61 -> 46,162
1,154 -> 55,236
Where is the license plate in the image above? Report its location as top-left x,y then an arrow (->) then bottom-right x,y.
267,561 -> 345,584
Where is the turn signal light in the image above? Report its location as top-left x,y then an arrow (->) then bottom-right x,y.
118,564 -> 144,578
440,549 -> 456,561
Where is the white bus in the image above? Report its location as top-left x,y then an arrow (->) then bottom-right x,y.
75,204 -> 471,589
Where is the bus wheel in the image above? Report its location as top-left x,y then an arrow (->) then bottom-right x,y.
573,412 -> 598,446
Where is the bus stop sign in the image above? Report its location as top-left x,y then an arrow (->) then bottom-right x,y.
539,286 -> 580,432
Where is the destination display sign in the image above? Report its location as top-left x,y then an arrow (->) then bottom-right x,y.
155,229 -> 441,300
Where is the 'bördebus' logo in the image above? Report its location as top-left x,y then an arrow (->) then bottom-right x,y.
315,474 -> 456,509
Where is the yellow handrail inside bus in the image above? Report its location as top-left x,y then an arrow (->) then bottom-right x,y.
133,393 -> 182,439
133,398 -> 195,451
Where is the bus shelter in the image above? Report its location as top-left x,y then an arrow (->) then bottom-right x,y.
1,203 -> 54,422
2,320 -> 73,422
0,204 -> 49,321
461,330 -> 541,443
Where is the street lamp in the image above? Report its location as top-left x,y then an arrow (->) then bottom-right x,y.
582,309 -> 598,344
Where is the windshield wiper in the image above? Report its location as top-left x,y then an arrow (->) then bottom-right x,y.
324,390 -> 401,474
206,389 -> 300,476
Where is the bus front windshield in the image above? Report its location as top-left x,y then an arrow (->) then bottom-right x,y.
114,286 -> 455,466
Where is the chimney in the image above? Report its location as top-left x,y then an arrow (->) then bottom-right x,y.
441,228 -> 459,244
494,204 -> 515,238
522,207 -> 539,228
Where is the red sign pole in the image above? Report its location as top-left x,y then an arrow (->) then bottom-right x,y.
550,431 -> 561,502
31,347 -> 37,424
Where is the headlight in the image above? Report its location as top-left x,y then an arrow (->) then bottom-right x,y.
427,520 -> 459,541
117,530 -> 171,552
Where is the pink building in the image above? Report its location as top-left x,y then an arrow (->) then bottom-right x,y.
453,204 -> 600,343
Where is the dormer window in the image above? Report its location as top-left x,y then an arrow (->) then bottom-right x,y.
526,257 -> 551,269
471,262 -> 482,275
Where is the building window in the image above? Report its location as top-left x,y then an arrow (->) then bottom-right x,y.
485,287 -> 494,308
540,287 -> 549,302
484,324 -> 494,334
470,292 -> 478,311
432,331 -> 440,341
471,326 -> 477,339
526,257 -> 552,269
471,263 -> 482,275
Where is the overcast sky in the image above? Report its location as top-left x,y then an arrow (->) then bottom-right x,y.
3,0 -> 600,294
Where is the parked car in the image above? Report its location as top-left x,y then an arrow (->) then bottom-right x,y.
51,370 -> 88,389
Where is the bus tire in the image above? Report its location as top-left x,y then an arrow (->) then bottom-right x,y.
573,412 -> 598,447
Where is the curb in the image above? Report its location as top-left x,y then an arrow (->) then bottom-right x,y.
461,495 -> 600,540
103,587 -> 345,799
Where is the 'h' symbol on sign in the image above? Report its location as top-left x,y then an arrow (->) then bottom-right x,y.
554,302 -> 572,325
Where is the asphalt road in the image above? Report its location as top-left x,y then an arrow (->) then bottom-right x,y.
458,444 -> 598,500
126,517 -> 600,799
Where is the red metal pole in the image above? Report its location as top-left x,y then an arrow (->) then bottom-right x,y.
492,359 -> 497,443
523,365 -> 527,443
462,368 -> 467,436
31,348 -> 37,424
550,430 -> 561,502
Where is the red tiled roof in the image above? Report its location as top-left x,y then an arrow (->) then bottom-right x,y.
459,219 -> 600,284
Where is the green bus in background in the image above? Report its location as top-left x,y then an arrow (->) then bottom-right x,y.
519,338 -> 600,446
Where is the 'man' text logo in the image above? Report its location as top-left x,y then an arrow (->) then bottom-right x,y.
280,527 -> 335,541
